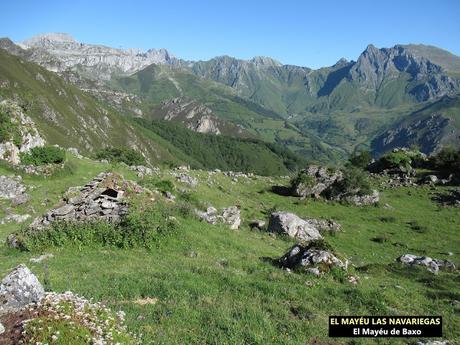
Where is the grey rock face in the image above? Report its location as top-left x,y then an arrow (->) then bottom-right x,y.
159,97 -> 223,135
349,44 -> 460,101
398,254 -> 456,274
17,33 -> 178,81
221,206 -> 241,230
267,212 -> 323,242
196,206 -> 218,225
196,206 -> 241,229
291,165 -> 379,206
0,322 -> 4,334
278,244 -> 344,274
0,175 -> 30,205
0,264 -> 45,315
372,112 -> 460,156
292,166 -> 342,198
0,100 -> 45,165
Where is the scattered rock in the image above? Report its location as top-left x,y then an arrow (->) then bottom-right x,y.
165,191 -> 176,201
0,264 -> 45,315
0,214 -> 31,225
0,322 -> 4,335
11,193 -> 31,206
196,206 -> 241,229
424,174 -> 439,185
129,165 -> 158,177
398,254 -> 456,274
196,206 -> 218,224
176,173 -> 198,187
221,206 -> 241,230
304,218 -> 341,233
338,190 -> 380,206
267,212 -> 323,242
249,219 -> 266,231
30,253 -> 54,263
415,340 -> 451,345
0,175 -> 29,203
277,244 -> 344,274
66,147 -> 83,159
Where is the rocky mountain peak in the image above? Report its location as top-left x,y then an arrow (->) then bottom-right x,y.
20,32 -> 77,49
348,44 -> 457,100
250,56 -> 282,67
14,33 -> 178,81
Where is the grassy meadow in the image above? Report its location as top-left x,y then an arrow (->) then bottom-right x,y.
0,155 -> 459,344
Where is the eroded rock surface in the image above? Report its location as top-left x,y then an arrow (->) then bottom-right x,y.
277,244 -> 344,275
0,264 -> 45,315
267,212 -> 323,242
196,206 -> 241,229
398,254 -> 456,274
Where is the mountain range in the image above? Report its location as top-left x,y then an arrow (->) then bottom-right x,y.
1,32 -> 459,166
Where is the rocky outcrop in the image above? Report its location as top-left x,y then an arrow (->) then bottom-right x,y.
349,44 -> 460,102
291,165 -> 379,206
16,33 -> 179,81
372,111 -> 460,154
0,100 -> 45,165
0,264 -> 134,343
277,244 -> 345,275
334,190 -> 380,206
159,98 -> 221,135
398,254 -> 456,274
267,212 -> 323,242
291,166 -> 342,198
0,264 -> 45,315
196,206 -> 241,230
0,175 -> 30,205
221,206 -> 241,230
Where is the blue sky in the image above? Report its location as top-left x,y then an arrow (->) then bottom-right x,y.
1,0 -> 459,68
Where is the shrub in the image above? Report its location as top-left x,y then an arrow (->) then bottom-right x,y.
328,166 -> 372,197
431,147 -> 460,174
20,146 -> 66,165
140,178 -> 175,194
379,151 -> 412,170
348,150 -> 372,169
21,202 -> 180,250
0,107 -> 22,146
290,171 -> 316,189
95,147 -> 145,166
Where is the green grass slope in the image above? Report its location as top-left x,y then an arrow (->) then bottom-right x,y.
0,49 -> 188,166
112,64 -> 343,162
0,49 -> 312,171
136,118 -> 307,175
0,157 -> 459,344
